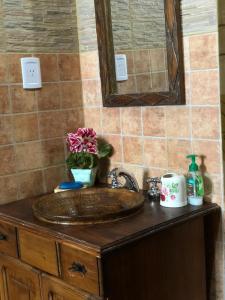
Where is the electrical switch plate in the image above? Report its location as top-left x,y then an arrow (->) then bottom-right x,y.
115,54 -> 128,81
21,57 -> 42,89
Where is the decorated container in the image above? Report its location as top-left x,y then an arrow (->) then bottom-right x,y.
160,173 -> 187,208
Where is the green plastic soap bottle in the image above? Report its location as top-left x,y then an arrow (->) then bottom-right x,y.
186,155 -> 204,205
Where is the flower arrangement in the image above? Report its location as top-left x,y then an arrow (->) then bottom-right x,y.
66,128 -> 112,170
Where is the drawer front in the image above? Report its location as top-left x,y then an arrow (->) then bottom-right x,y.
0,220 -> 17,258
42,274 -> 102,300
60,243 -> 99,296
19,229 -> 59,276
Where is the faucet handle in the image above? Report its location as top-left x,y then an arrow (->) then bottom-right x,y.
146,177 -> 161,199
108,168 -> 121,189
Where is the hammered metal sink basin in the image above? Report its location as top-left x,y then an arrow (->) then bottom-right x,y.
32,187 -> 144,225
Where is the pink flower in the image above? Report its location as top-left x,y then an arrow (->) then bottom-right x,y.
160,194 -> 166,201
171,195 -> 176,200
161,187 -> 169,196
67,128 -> 97,154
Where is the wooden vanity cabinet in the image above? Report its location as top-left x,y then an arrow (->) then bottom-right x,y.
0,197 -> 219,300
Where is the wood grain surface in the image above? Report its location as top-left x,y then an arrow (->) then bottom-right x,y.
0,193 -> 218,253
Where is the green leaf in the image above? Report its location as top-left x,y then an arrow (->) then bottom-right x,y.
66,152 -> 98,169
98,143 -> 113,158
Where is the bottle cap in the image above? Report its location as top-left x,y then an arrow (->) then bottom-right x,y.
186,154 -> 199,172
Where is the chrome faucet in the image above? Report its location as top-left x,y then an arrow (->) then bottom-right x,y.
146,177 -> 161,200
108,168 -> 140,192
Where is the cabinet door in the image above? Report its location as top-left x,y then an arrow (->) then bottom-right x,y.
42,274 -> 100,300
0,254 -> 41,300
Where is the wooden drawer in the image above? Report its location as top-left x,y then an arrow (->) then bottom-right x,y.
60,243 -> 99,296
19,229 -> 59,276
41,274 -> 102,300
0,220 -> 17,258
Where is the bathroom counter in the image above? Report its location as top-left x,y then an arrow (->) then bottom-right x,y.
0,194 -> 219,253
0,193 -> 220,300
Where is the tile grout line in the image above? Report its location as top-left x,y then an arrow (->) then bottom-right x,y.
0,163 -> 67,178
35,84 -> 47,194
0,136 -> 222,151
164,106 -> 169,172
140,107 -> 144,169
188,35 -> 194,154
120,108 -> 125,166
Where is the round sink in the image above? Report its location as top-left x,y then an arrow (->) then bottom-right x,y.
32,187 -> 144,225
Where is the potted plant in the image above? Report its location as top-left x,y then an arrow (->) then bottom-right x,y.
66,128 -> 112,187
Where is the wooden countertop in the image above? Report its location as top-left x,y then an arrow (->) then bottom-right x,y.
0,193 -> 219,254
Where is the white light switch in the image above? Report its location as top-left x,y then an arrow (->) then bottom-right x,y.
21,57 -> 42,89
115,54 -> 128,81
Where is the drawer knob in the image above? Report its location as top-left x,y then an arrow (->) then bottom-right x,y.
0,233 -> 6,241
69,262 -> 87,276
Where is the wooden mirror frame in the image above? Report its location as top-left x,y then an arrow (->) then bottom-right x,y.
94,0 -> 185,107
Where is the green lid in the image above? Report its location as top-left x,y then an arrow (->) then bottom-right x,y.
187,154 -> 199,172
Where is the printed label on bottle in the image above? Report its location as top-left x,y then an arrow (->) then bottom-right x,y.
187,177 -> 194,197
187,175 -> 204,197
196,175 -> 204,196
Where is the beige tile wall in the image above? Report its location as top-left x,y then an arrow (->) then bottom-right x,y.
219,0 -> 225,163
0,53 -> 85,203
116,48 -> 168,94
81,33 -> 223,205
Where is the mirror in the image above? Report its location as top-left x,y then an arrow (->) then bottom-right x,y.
111,0 -> 168,95
95,0 -> 185,107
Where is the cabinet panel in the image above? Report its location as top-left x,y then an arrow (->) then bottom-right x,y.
0,221 -> 17,258
0,254 -> 41,300
103,218 -> 206,300
41,274 -> 101,300
19,229 -> 59,276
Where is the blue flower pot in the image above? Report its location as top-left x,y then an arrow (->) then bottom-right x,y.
71,168 -> 97,187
